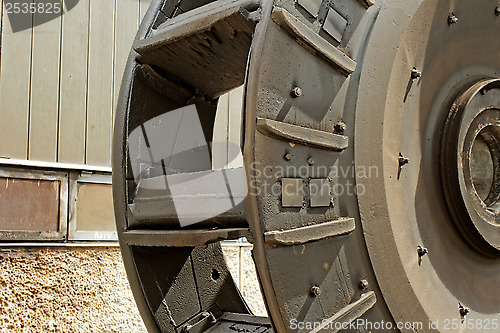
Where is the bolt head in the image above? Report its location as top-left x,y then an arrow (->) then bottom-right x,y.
459,305 -> 470,317
448,13 -> 458,25
417,245 -> 428,256
398,155 -> 410,166
291,86 -> 302,98
360,279 -> 369,290
307,157 -> 315,166
496,7 -> 500,16
284,153 -> 292,161
411,68 -> 422,79
310,286 -> 321,296
335,121 -> 347,133
182,325 -> 193,333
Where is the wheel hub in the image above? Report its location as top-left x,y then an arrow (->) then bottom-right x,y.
355,0 -> 500,329
441,79 -> 500,256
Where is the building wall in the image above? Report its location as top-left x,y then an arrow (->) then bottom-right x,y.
0,0 -> 151,167
0,245 -> 266,333
0,0 -> 244,169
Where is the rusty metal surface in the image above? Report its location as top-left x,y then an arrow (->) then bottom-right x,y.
0,167 -> 68,241
0,177 -> 60,231
134,0 -> 259,99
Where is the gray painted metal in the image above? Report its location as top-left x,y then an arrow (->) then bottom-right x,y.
270,7 -> 356,76
264,218 -> 355,246
256,117 -> 349,151
309,291 -> 377,333
122,228 -> 249,247
113,0 -> 500,332
280,178 -> 304,208
355,0 -> 500,330
205,312 -> 272,332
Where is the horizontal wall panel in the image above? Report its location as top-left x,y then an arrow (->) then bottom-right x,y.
76,183 -> 115,232
0,177 -> 60,232
68,173 -> 116,241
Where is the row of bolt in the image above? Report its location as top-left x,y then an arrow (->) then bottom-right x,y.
293,85 -> 356,299
407,9 -> 473,321
294,84 -> 364,299
449,7 -> 500,25
290,86 -> 347,134
416,247 -> 471,320
283,152 -> 316,166
307,250 -> 430,296
310,279 -> 369,297
298,7 -> 486,323
407,53 -> 473,319
309,249 -> 471,321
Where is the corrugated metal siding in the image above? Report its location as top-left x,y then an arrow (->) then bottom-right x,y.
0,0 -> 152,167
212,86 -> 245,169
0,0 -> 244,170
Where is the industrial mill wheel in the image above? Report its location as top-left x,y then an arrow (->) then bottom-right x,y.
112,0 -> 500,332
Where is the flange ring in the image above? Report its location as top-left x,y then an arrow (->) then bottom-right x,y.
441,79 -> 500,257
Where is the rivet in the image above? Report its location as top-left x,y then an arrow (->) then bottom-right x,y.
307,157 -> 315,166
291,86 -> 303,98
360,279 -> 369,290
448,12 -> 458,25
495,7 -> 500,16
417,245 -> 428,257
398,153 -> 410,167
459,303 -> 470,320
398,153 -> 410,180
334,121 -> 347,134
411,67 -> 422,80
310,286 -> 321,297
182,324 -> 193,333
417,245 -> 428,266
284,153 -> 292,161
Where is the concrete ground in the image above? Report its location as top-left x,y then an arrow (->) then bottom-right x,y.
0,244 -> 266,333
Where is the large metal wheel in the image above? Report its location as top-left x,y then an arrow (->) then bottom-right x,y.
113,0 -> 500,332
355,0 -> 500,330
